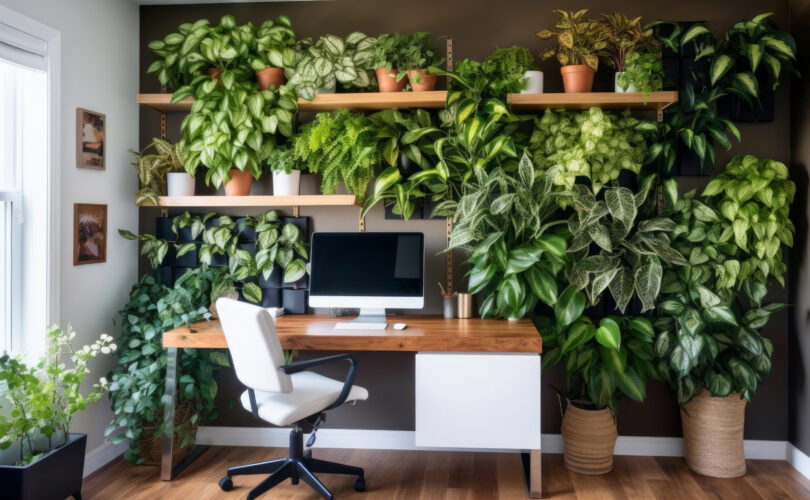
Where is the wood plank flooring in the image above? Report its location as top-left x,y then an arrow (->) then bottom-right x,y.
82,446 -> 810,499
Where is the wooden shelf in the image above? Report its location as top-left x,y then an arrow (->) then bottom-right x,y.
507,91 -> 678,112
152,194 -> 357,208
137,91 -> 448,113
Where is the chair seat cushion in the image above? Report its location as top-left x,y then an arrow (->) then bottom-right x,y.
240,371 -> 368,426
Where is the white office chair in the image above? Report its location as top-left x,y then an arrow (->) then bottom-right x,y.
215,298 -> 369,500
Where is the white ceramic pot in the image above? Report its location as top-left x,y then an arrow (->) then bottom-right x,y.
615,72 -> 637,93
166,172 -> 195,196
521,71 -> 544,94
273,170 -> 301,196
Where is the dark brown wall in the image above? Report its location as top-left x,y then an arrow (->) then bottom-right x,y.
789,0 -> 810,456
139,0 -> 792,438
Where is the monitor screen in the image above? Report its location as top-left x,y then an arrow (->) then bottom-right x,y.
309,232 -> 424,298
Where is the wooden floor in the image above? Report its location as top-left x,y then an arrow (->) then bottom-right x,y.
83,446 -> 810,499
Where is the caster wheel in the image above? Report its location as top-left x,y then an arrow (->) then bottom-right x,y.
354,477 -> 366,492
219,476 -> 233,491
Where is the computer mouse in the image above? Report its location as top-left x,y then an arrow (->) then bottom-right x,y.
393,323 -> 407,330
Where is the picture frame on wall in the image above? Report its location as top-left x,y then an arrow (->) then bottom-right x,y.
73,203 -> 107,265
76,108 -> 106,170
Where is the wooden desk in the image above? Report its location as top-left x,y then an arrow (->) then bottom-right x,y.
163,315 -> 542,353
161,315 -> 543,497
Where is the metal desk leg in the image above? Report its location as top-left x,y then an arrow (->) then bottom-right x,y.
161,347 -> 209,480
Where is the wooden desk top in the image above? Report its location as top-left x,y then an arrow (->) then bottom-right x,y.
162,315 -> 542,353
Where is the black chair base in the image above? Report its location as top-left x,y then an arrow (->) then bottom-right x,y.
219,428 -> 365,500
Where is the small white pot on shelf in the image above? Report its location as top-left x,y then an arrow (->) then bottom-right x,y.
614,72 -> 638,93
166,172 -> 195,196
272,170 -> 301,196
521,71 -> 544,94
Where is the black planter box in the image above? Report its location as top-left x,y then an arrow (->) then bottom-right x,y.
154,266 -> 173,286
719,91 -> 775,123
173,267 -> 193,284
681,57 -> 708,88
677,144 -> 712,176
208,251 -> 228,268
398,151 -> 420,181
282,258 -> 309,290
238,287 -> 281,308
155,217 -> 177,241
661,56 -> 680,90
0,433 -> 86,500
174,244 -> 198,267
283,288 -> 309,314
281,216 -> 309,240
238,242 -> 256,256
421,200 -> 444,220
236,217 -> 256,242
258,265 -> 282,288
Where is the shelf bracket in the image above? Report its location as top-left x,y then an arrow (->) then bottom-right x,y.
446,38 -> 454,87
359,215 -> 365,232
446,216 -> 453,295
293,206 -> 299,218
160,85 -> 168,140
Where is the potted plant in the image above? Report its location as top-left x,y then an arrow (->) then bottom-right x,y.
198,15 -> 254,84
249,16 -> 296,91
106,269 -> 230,465
446,155 -> 569,320
132,138 -> 193,204
293,109 -> 380,204
710,13 -> 799,122
537,9 -> 609,93
286,32 -> 377,100
372,32 -> 411,92
539,306 -> 659,474
400,32 -> 443,92
254,210 -> 309,286
0,326 -> 115,500
601,13 -> 660,93
147,19 -> 211,90
268,144 -> 301,196
655,161 -> 794,476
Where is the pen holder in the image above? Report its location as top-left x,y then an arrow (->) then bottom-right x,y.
456,293 -> 473,318
443,296 -> 456,319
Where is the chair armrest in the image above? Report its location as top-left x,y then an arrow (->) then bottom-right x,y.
280,354 -> 358,410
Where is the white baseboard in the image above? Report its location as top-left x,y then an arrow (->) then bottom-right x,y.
196,426 -> 788,460
788,443 -> 810,481
83,440 -> 128,477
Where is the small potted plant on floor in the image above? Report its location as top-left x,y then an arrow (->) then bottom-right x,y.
373,32 -> 411,92
601,13 -> 661,94
400,32 -> 443,92
268,144 -> 301,196
132,138 -> 193,204
0,326 -> 116,500
249,15 -> 297,91
537,9 -> 609,93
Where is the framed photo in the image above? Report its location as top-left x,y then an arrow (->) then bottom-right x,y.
76,108 -> 106,170
73,204 -> 107,265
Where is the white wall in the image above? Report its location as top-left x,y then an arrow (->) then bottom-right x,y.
0,0 -> 140,453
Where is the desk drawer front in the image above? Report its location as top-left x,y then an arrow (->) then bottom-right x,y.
415,352 -> 541,450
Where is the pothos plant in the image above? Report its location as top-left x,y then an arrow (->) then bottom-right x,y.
538,303 -> 659,413
0,327 -> 115,466
147,19 -> 211,90
255,211 -> 308,281
106,269 -> 230,463
447,155 -> 568,320
371,32 -> 411,77
617,48 -> 664,98
448,47 -> 538,102
528,107 -> 648,193
537,9 -> 609,70
399,32 -> 443,82
249,15 -> 297,72
197,15 -> 254,80
562,177 -> 688,313
701,154 -> 795,287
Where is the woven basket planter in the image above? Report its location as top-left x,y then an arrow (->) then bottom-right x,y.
561,403 -> 618,475
136,403 -> 197,467
681,390 -> 747,478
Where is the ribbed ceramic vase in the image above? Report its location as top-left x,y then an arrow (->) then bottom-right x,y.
681,390 -> 747,478
561,404 -> 617,475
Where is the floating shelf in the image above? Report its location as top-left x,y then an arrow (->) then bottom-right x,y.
137,91 -> 448,113
151,194 -> 357,208
507,91 -> 679,112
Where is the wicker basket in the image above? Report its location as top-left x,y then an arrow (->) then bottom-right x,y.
681,390 -> 747,478
560,402 -> 618,475
136,403 -> 197,467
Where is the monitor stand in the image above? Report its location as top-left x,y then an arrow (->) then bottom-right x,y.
333,308 -> 388,331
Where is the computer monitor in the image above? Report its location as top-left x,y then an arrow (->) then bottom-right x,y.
309,232 -> 424,328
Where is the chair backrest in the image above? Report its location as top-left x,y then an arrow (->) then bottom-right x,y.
216,298 -> 292,393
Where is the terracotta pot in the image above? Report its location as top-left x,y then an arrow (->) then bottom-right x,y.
407,69 -> 437,92
376,67 -> 407,92
223,169 -> 253,196
560,64 -> 596,93
561,403 -> 617,474
681,390 -> 747,478
207,67 -> 222,85
255,67 -> 285,91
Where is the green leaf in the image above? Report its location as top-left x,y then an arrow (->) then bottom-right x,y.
283,259 -> 307,283
561,320 -> 595,354
209,351 -> 230,366
710,54 -> 734,85
635,259 -> 663,313
707,372 -> 733,397
468,264 -> 497,294
609,268 -> 635,313
587,367 -> 615,409
554,286 -> 586,327
601,346 -> 626,373
595,318 -> 621,350
680,24 -> 710,47
616,366 -> 646,402
242,282 -> 262,304
605,187 -> 637,232
525,266 -> 558,306
627,318 -> 655,340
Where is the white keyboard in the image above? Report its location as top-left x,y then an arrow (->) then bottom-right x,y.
333,322 -> 388,331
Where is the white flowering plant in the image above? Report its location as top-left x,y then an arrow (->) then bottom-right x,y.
0,326 -> 116,465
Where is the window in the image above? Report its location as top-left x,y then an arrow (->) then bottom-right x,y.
0,9 -> 58,355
